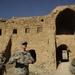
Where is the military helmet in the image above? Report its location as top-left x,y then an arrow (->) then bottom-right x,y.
21,41 -> 28,45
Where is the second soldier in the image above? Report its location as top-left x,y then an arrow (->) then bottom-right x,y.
0,50 -> 6,75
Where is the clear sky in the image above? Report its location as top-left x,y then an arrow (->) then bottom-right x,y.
0,0 -> 75,19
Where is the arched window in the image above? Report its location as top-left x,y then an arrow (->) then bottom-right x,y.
13,29 -> 17,34
37,27 -> 42,33
25,28 -> 30,33
56,8 -> 75,35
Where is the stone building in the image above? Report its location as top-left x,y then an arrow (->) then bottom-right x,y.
0,5 -> 75,72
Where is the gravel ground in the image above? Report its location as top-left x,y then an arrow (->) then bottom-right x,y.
3,62 -> 73,75
53,62 -> 73,75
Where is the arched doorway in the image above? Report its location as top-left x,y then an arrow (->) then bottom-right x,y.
56,8 -> 75,35
56,44 -> 69,68
55,8 -> 75,68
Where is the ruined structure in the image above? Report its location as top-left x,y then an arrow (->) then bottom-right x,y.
0,5 -> 75,72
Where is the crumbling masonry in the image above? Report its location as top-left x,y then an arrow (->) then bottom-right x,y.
0,5 -> 75,72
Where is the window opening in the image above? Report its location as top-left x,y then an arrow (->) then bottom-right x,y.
13,29 -> 17,34
25,28 -> 30,33
56,8 -> 75,35
37,27 -> 42,33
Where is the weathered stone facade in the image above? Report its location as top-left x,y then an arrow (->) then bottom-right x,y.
0,5 -> 75,72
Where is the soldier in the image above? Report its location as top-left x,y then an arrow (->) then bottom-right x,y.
0,50 -> 6,75
8,41 -> 35,75
70,58 -> 75,74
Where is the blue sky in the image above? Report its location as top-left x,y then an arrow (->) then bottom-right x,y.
0,0 -> 75,19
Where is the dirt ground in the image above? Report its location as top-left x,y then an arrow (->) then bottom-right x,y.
3,63 -> 52,75
53,62 -> 74,75
4,62 -> 74,75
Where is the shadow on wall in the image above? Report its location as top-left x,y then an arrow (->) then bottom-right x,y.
4,38 -> 12,63
28,49 -> 36,63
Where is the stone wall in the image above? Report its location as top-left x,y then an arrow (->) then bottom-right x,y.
0,5 -> 75,72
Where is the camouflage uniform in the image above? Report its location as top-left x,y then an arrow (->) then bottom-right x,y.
0,51 -> 6,75
9,50 -> 34,75
70,58 -> 75,74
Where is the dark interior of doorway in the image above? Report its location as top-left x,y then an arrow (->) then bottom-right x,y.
56,44 -> 69,68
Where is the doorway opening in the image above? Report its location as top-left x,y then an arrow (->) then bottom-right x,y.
0,29 -> 2,35
56,44 -> 69,68
29,49 -> 36,63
